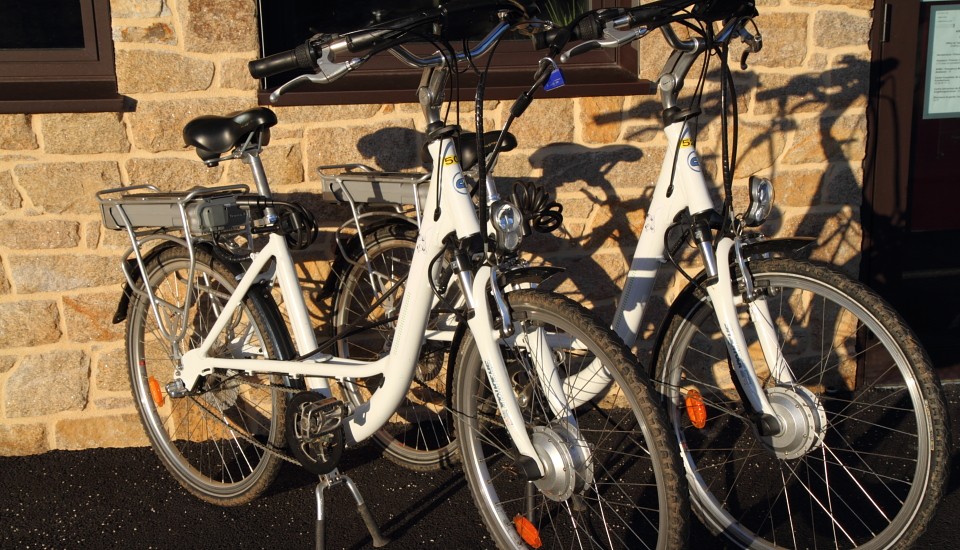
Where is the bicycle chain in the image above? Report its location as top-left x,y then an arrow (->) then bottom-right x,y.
188,379 -> 307,468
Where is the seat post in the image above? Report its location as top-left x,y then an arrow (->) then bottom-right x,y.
242,149 -> 272,199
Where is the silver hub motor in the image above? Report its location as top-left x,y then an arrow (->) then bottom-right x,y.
760,384 -> 827,460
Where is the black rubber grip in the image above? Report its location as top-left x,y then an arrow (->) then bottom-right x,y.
532,12 -> 603,53
346,29 -> 389,53
248,42 -> 317,79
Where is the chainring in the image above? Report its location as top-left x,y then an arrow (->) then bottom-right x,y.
285,391 -> 346,475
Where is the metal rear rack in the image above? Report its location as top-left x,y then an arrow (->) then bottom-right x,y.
318,165 -> 429,277
96,184 -> 251,349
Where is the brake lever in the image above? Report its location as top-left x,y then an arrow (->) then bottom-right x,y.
559,24 -> 648,63
737,21 -> 762,70
268,45 -> 360,103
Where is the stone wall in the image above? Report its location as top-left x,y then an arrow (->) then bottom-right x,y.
0,0 -> 873,455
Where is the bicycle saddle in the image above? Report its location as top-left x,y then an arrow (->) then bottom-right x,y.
459,131 -> 517,171
419,130 -> 518,171
183,107 -> 278,162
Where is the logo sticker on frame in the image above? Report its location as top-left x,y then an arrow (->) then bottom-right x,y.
688,151 -> 701,172
454,177 -> 468,194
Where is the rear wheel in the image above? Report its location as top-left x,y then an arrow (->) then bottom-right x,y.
455,289 -> 687,549
333,223 -> 458,471
126,246 -> 290,506
656,258 -> 949,549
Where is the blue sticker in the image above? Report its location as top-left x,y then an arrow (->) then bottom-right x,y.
688,151 -> 701,172
454,177 -> 468,194
544,68 -> 566,92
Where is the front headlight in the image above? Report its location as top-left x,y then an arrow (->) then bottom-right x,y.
490,200 -> 524,252
743,176 -> 775,227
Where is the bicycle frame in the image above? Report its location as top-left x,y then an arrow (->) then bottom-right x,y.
563,23 -> 791,420
169,47 -> 562,476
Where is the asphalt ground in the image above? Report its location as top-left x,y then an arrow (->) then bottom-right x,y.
3,383 -> 959,550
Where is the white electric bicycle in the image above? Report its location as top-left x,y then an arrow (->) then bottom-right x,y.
326,0 -> 952,548
96,2 -> 688,549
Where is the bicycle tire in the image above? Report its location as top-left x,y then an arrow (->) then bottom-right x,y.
655,258 -> 950,549
332,223 -> 459,471
454,289 -> 688,550
126,245 -> 291,506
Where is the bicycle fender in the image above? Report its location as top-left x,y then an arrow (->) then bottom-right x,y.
742,236 -> 816,259
496,265 -> 565,288
111,241 -> 183,324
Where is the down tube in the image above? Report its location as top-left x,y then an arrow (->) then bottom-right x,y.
343,136 -> 476,444
566,124 -> 714,405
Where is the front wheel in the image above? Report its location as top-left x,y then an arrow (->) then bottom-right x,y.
656,258 -> 950,549
454,289 -> 687,549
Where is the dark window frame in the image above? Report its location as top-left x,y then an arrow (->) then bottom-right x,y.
0,0 -> 125,114
256,0 -> 655,106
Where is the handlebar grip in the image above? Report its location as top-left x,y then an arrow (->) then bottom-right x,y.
346,29 -> 390,53
249,42 -> 317,79
531,12 -> 603,53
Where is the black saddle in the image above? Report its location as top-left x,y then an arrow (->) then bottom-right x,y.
183,107 -> 278,162
420,130 -> 518,170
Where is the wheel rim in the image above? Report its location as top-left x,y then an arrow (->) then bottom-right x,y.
661,269 -> 933,549
130,256 -> 282,500
459,296 -> 672,549
334,235 -> 456,466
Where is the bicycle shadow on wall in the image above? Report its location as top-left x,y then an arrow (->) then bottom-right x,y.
522,143 -> 649,322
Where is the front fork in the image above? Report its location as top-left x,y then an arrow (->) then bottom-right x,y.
696,226 -> 795,435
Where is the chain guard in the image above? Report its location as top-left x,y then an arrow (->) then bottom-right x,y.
286,392 -> 347,475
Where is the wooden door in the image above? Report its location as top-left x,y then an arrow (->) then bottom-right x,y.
866,0 -> 960,374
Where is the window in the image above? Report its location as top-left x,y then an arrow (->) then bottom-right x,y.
0,0 -> 124,114
256,0 -> 652,105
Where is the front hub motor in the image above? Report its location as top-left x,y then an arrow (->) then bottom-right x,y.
760,384 -> 827,460
531,421 -> 594,501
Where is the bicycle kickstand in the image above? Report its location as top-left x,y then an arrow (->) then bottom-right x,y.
315,468 -> 390,550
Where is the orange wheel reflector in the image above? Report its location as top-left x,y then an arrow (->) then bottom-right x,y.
513,514 -> 542,548
685,388 -> 707,429
148,376 -> 165,408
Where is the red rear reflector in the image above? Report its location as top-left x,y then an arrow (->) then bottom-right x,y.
149,376 -> 165,408
513,514 -> 542,548
685,388 -> 707,429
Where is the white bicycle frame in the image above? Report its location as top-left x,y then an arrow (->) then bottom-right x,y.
172,21 -> 572,474
561,19 -> 791,419
174,132 -> 558,470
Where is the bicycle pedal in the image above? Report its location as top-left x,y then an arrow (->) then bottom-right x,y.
287,392 -> 347,475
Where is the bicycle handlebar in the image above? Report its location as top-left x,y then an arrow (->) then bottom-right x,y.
551,0 -> 758,62
249,0 -> 537,94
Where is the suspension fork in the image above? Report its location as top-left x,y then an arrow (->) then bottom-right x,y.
695,224 -> 785,435
445,236 -> 551,480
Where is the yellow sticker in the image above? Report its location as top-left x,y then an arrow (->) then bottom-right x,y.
442,155 -> 459,166
680,138 -> 693,148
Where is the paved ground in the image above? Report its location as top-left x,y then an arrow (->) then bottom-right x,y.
3,383 -> 958,549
